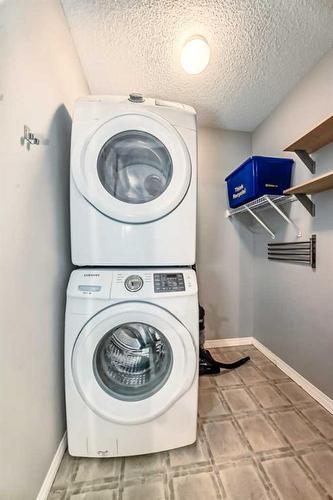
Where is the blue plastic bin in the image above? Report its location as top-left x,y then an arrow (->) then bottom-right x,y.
225,156 -> 293,209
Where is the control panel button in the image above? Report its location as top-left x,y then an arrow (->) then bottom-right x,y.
125,275 -> 144,292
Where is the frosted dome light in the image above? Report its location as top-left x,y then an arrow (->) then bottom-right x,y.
181,36 -> 210,75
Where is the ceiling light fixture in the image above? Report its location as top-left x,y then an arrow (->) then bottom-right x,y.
181,36 -> 210,75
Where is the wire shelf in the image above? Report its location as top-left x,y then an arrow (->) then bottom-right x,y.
226,194 -> 300,239
226,195 -> 293,217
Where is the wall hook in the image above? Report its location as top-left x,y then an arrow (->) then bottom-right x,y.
22,125 -> 40,147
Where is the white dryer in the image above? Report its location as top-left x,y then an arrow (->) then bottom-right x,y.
65,268 -> 199,457
70,95 -> 197,266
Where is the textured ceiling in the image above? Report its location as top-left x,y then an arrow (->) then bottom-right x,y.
62,0 -> 333,131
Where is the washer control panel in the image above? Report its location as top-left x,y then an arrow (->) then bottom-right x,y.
68,269 -> 196,303
153,273 -> 185,293
124,275 -> 144,292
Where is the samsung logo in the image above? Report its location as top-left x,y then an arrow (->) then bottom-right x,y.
83,273 -> 100,277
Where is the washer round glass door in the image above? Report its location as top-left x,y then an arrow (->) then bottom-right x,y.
71,112 -> 192,223
94,322 -> 173,402
72,302 -> 197,424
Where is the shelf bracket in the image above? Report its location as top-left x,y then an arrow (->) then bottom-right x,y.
295,194 -> 315,217
244,205 -> 275,239
264,195 -> 302,238
295,149 -> 316,174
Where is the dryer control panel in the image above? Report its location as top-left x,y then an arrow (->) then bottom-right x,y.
153,273 -> 185,293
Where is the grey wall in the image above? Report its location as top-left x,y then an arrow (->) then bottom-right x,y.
0,2 -> 88,499
197,127 -> 253,339
251,48 -> 333,398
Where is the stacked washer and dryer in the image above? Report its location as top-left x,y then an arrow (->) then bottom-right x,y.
65,94 -> 199,457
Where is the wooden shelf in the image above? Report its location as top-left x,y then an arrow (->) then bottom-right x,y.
284,170 -> 333,195
284,115 -> 333,154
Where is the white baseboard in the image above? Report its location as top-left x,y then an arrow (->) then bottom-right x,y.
36,432 -> 67,500
253,339 -> 333,415
205,337 -> 253,348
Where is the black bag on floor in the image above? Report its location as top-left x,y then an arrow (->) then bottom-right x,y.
199,305 -> 250,376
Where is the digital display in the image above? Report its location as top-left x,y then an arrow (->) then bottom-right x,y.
153,273 -> 185,293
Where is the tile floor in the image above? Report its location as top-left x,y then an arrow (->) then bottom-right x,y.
49,346 -> 333,499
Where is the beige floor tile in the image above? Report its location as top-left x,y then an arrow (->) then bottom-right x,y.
271,410 -> 322,450
198,389 -> 229,418
220,463 -> 269,499
204,420 -> 249,462
169,435 -> 210,468
215,370 -> 243,388
199,376 -> 216,390
263,456 -> 322,500
222,387 -> 258,413
75,457 -> 122,483
69,489 -> 118,500
213,346 -> 249,353
173,471 -> 220,500
238,414 -> 287,452
276,381 -> 314,405
237,364 -> 267,385
301,406 -> 333,439
240,346 -> 255,353
215,349 -> 244,363
249,384 -> 290,409
243,349 -> 271,366
122,481 -> 166,500
302,448 -> 333,496
52,452 -> 77,489
124,452 -> 164,479
258,364 -> 288,380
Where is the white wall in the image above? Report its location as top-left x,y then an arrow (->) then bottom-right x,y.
0,2 -> 88,499
252,48 -> 333,398
197,128 -> 253,339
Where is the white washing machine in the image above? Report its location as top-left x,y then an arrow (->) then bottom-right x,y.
70,95 -> 197,266
65,267 -> 199,457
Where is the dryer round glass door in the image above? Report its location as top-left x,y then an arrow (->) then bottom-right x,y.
97,131 -> 173,205
71,112 -> 192,223
71,302 -> 197,424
